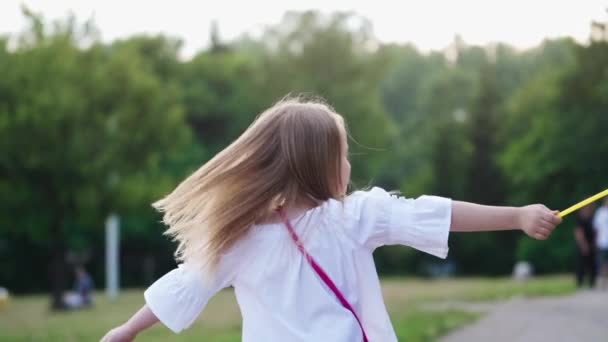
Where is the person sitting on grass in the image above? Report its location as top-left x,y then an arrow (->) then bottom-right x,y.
64,266 -> 94,309
101,96 -> 562,342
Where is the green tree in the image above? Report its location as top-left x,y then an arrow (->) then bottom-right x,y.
379,45 -> 451,194
0,10 -> 191,307
251,11 -> 396,185
180,50 -> 265,153
502,40 -> 608,272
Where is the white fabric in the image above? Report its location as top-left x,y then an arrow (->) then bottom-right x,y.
593,206 -> 608,249
144,187 -> 452,341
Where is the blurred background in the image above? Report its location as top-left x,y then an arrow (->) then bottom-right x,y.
1,1 -> 608,341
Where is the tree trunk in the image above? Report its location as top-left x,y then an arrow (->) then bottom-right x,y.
49,214 -> 68,311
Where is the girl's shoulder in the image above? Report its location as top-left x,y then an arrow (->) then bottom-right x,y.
343,186 -> 398,219
326,186 -> 396,235
346,186 -> 393,202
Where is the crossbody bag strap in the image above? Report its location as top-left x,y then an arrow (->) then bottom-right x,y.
276,208 -> 369,342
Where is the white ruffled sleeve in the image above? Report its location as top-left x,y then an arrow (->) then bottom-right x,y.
346,187 -> 452,258
144,263 -> 232,333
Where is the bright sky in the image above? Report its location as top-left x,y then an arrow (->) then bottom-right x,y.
1,0 -> 606,57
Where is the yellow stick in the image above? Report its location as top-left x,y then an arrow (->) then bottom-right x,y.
559,189 -> 608,218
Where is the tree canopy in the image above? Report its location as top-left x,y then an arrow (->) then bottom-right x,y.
1,8 -> 607,296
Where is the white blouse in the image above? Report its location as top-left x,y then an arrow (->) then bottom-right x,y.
145,187 -> 452,341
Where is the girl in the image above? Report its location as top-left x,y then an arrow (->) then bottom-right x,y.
101,97 -> 561,342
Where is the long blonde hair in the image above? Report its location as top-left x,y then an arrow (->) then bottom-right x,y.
153,96 -> 346,272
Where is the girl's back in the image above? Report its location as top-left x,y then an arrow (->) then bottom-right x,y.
144,188 -> 452,342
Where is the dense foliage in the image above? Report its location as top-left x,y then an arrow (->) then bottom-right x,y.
1,9 -> 607,300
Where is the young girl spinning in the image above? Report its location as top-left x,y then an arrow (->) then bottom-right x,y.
101,97 -> 561,342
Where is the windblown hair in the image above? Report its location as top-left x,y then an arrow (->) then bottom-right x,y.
153,96 -> 346,273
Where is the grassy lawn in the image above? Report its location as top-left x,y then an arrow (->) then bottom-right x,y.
0,275 -> 574,342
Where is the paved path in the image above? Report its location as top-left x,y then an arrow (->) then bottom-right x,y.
439,291 -> 608,342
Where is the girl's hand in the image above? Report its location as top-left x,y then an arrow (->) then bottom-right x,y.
100,325 -> 136,342
518,204 -> 562,240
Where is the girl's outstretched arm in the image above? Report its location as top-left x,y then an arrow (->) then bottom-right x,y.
451,201 -> 562,240
101,305 -> 159,342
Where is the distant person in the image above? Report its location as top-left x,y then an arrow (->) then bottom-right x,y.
574,205 -> 597,288
593,198 -> 608,289
64,266 -> 94,309
75,266 -> 94,307
101,96 -> 561,342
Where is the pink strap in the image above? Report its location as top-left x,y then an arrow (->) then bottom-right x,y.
277,208 -> 369,342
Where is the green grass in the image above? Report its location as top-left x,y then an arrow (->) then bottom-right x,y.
394,310 -> 479,341
380,274 -> 575,303
0,276 -> 574,342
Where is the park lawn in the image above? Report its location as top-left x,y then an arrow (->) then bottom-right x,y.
0,275 -> 574,342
